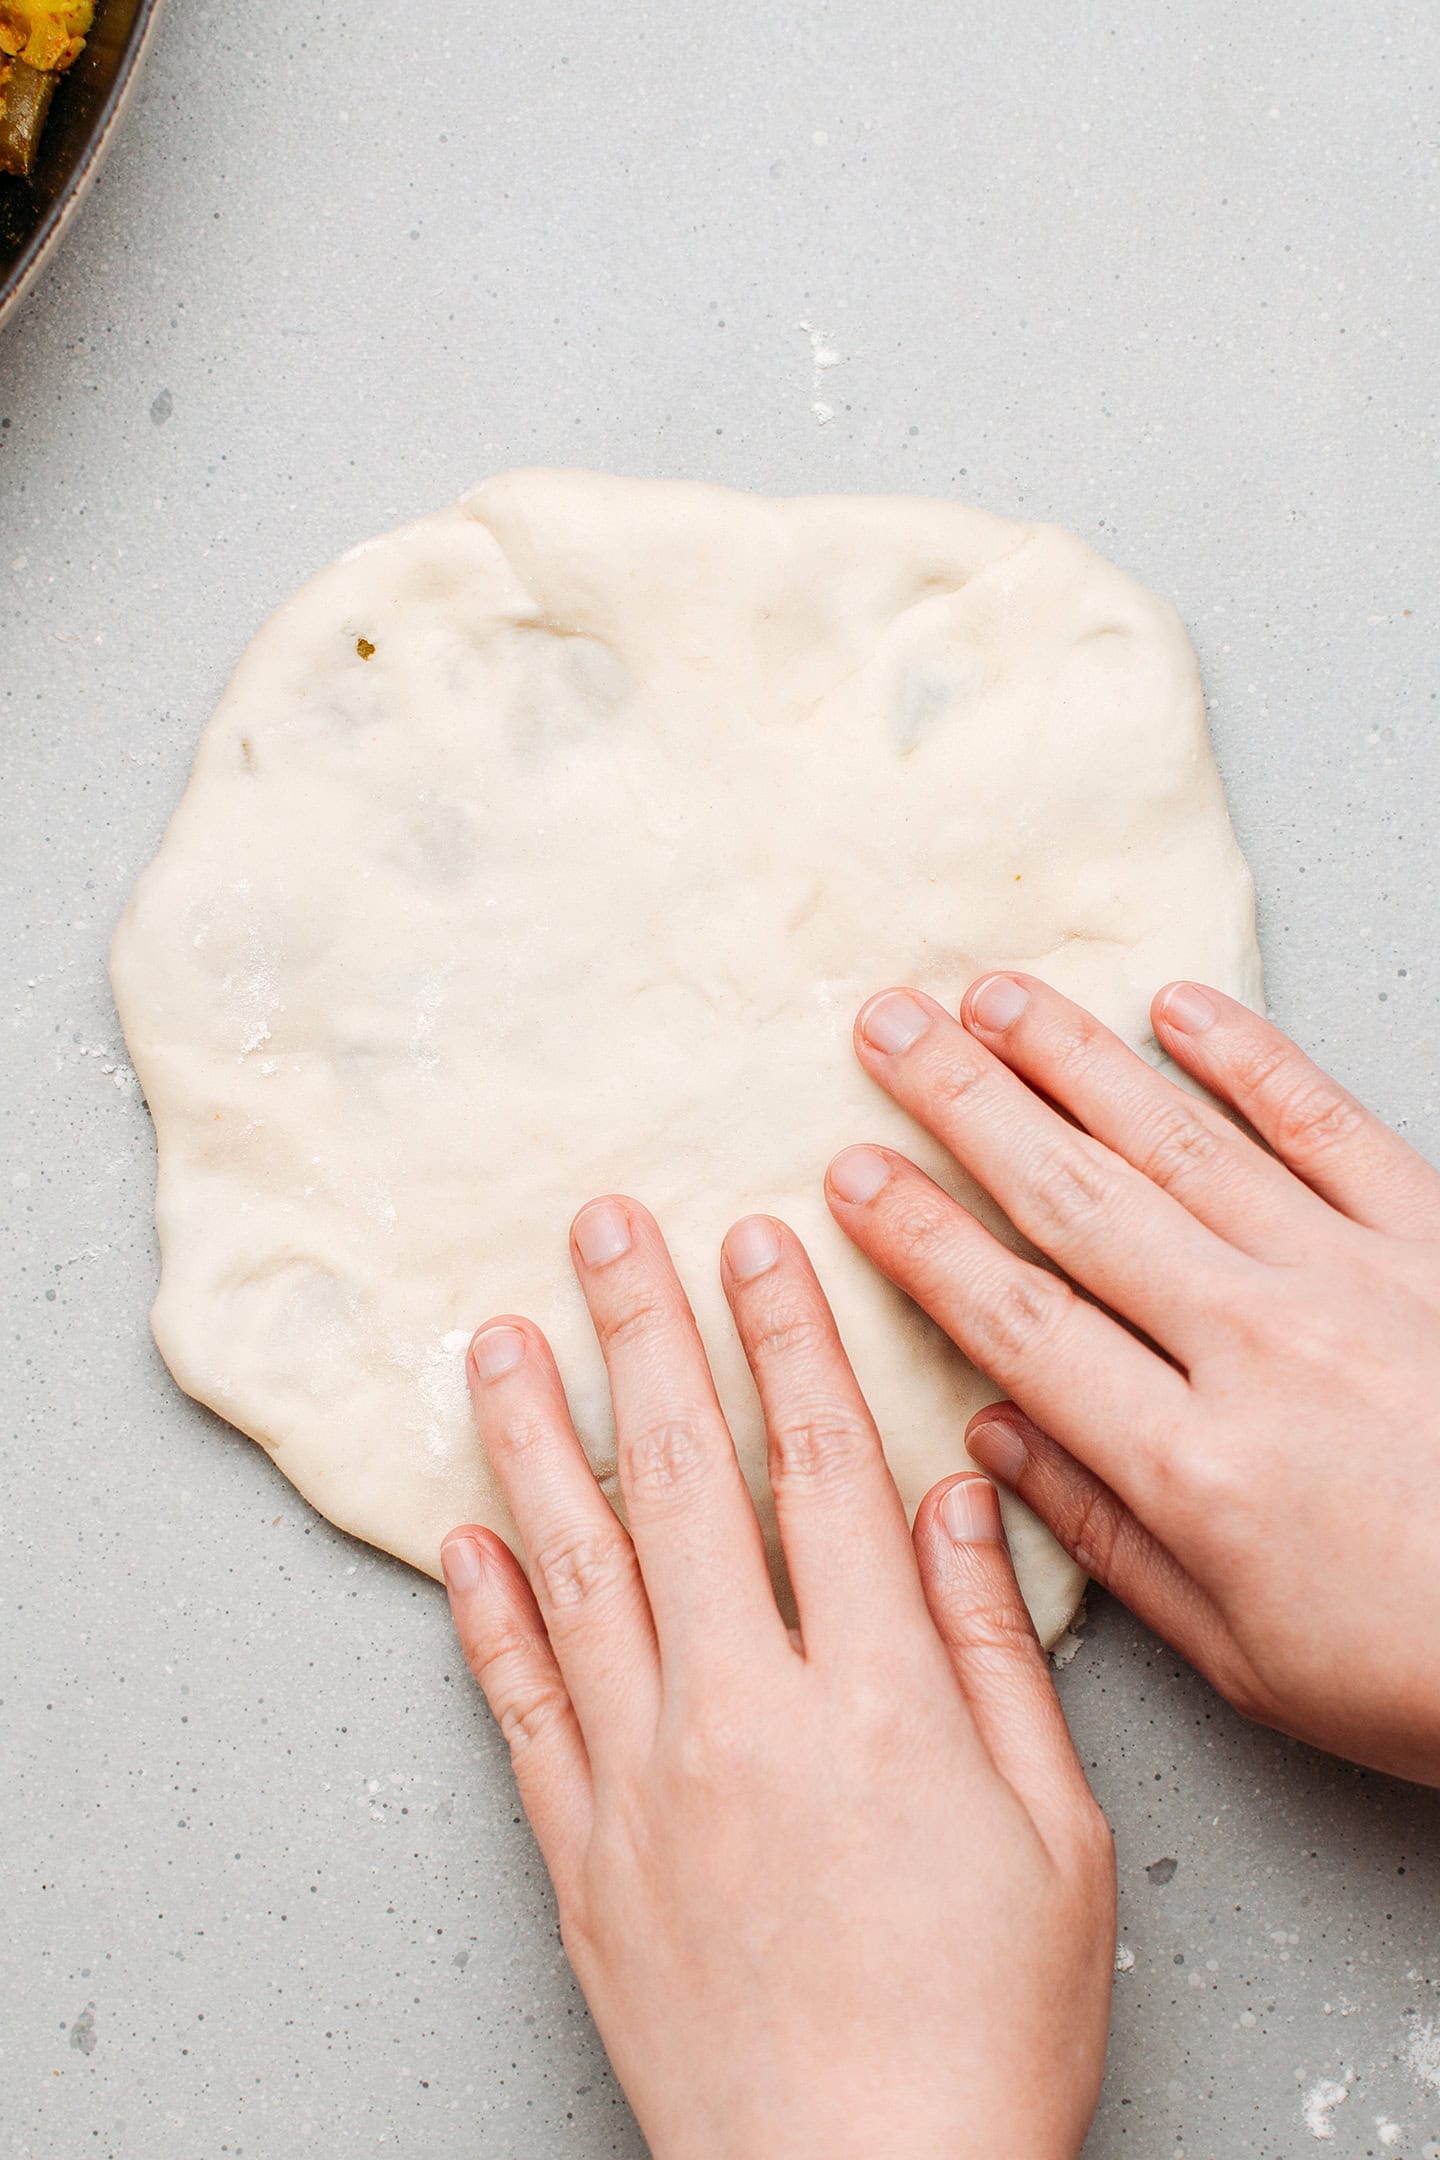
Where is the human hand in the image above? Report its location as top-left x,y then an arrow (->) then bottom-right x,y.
829,975 -> 1440,1786
441,1200 -> 1114,2160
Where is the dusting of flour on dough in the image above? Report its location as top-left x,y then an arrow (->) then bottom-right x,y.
411,970 -> 450,1074
394,1329 -> 471,1461
225,882 -> 281,1060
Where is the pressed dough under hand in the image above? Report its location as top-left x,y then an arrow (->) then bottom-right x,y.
110,469 -> 1262,1647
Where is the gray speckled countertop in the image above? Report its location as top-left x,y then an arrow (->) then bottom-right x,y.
4,3 -> 1439,2155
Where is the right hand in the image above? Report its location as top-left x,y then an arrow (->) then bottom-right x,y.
828,973 -> 1440,1787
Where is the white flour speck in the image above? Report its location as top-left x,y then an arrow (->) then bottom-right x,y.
1375,2119 -> 1403,2149
1303,2073 -> 1352,2139
73,1038 -> 140,1101
797,320 -> 847,425
1114,1945 -> 1135,1974
1408,2017 -> 1440,2095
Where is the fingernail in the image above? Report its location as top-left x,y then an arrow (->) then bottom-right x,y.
828,1146 -> 894,1205
1157,982 -> 1217,1035
967,1419 -> 1029,1488
726,1215 -> 782,1282
573,1200 -> 632,1266
441,1534 -> 484,1593
940,1476 -> 1005,1545
859,990 -> 932,1055
469,1323 -> 526,1382
968,974 -> 1030,1033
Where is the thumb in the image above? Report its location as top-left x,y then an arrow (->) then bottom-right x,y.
965,1405 -> 1233,1681
914,1475 -> 1100,1858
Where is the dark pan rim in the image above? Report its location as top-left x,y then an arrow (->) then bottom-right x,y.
0,0 -> 167,328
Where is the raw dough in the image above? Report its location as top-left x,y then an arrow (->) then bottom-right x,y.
111,470 -> 1263,1647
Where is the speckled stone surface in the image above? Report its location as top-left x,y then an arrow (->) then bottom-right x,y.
4,4 -> 1439,2155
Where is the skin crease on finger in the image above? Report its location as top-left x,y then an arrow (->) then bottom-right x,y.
443,1202 -> 1116,2160
833,972 -> 1440,1788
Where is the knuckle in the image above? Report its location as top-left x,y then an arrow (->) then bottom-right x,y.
747,1305 -> 831,1370
891,1199 -> 949,1268
768,1406 -> 872,1495
1269,1289 -> 1354,1376
1047,1011 -> 1108,1085
529,1525 -> 632,1613
671,1707 -> 759,1787
1270,1080 -> 1367,1163
495,1676 -> 572,1756
1229,1034 -> 1294,1101
624,1418 -> 710,1507
846,1675 -> 913,1757
943,1594 -> 1042,1670
1066,1483 -> 1126,1583
1024,1140 -> 1116,1238
927,1055 -> 993,1118
975,1266 -> 1075,1362
487,1403 -> 554,1465
1210,1271 -> 1347,1375
1232,1037 -> 1369,1163
472,1628 -> 570,1755
1135,1105 -> 1225,1195
593,1289 -> 669,1354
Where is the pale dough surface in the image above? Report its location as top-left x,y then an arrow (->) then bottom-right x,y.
111,470 -> 1263,1647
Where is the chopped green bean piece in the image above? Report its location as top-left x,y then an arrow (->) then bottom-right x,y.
0,57 -> 56,180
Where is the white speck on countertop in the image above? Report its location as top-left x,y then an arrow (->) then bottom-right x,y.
1302,2071 -> 1352,2139
1408,2016 -> 1440,2094
797,319 -> 847,425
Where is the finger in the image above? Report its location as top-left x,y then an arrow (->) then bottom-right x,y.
720,1214 -> 932,1657
959,972 -> 1323,1259
467,1316 -> 659,1759
571,1197 -> 787,1672
912,1476 -> 1095,1855
826,1144 -> 1189,1516
964,1406 -> 1231,1667
442,1526 -> 592,1891
1153,982 -> 1440,1238
854,988 -> 1252,1361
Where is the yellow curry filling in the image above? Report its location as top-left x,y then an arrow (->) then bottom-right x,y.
0,3 -> 95,179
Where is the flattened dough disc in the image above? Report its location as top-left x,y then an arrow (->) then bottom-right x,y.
111,470 -> 1263,1647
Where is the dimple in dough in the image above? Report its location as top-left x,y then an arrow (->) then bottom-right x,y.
110,469 -> 1263,1649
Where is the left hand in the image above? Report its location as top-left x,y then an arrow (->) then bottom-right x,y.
828,973 -> 1440,1784
442,1199 -> 1114,2160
